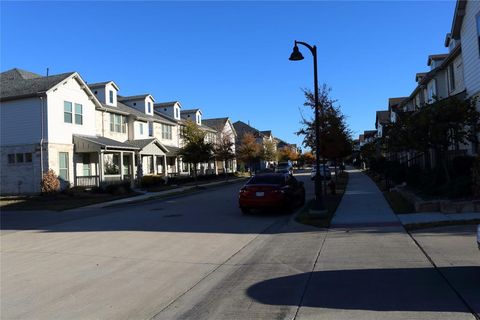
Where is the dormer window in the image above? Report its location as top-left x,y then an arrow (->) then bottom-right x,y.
175,108 -> 179,119
109,90 -> 114,104
148,102 -> 152,113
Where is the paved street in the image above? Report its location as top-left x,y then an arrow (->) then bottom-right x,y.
1,170 -> 479,320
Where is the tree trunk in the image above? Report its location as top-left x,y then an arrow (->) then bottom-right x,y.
193,164 -> 198,186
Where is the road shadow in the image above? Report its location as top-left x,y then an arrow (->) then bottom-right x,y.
246,266 -> 480,313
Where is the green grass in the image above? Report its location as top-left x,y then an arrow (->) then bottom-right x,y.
0,192 -> 141,211
295,172 -> 349,228
383,191 -> 415,214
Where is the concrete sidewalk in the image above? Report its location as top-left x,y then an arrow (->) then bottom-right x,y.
330,169 -> 401,228
71,177 -> 248,211
297,169 -> 477,319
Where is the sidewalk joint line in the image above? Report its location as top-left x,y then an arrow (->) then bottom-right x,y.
292,227 -> 329,320
406,229 -> 480,320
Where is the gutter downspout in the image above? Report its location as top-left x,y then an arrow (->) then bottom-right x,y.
39,94 -> 46,179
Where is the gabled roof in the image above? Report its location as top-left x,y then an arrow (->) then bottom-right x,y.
375,110 -> 390,128
451,0 -> 467,39
364,130 -> 377,139
202,118 -> 228,131
118,94 -> 154,102
126,138 -> 169,153
181,108 -> 201,114
102,101 -> 177,125
0,68 -> 75,100
3,68 -> 42,80
233,121 -> 263,140
427,54 -> 449,66
260,130 -> 272,137
154,101 -> 181,109
415,72 -> 428,82
388,97 -> 408,111
88,80 -> 120,91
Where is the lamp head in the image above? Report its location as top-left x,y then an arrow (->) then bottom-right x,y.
289,44 -> 304,61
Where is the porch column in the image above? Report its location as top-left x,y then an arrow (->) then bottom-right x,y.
73,154 -> 78,187
163,155 -> 167,176
129,152 -> 135,187
174,157 -> 178,174
99,151 -> 104,185
153,155 -> 157,175
214,159 -> 218,175
120,151 -> 124,181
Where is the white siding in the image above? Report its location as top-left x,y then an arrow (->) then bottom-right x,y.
461,0 -> 480,97
0,97 -> 43,145
46,76 -> 97,144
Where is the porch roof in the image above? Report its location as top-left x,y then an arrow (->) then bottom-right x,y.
165,145 -> 181,156
74,135 -> 140,152
126,138 -> 169,155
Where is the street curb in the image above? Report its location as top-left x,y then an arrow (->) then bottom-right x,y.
87,177 -> 249,209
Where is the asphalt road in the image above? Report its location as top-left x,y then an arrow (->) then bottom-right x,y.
1,171 -> 479,320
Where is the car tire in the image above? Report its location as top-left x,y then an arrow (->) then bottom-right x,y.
240,207 -> 251,214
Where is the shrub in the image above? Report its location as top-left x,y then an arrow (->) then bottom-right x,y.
448,175 -> 472,198
141,175 -> 166,188
103,181 -> 131,195
41,169 -> 60,194
386,161 -> 406,185
451,156 -> 475,176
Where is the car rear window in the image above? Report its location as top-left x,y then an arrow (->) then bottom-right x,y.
248,175 -> 285,185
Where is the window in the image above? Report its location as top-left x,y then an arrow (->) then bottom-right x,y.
82,153 -> 91,176
109,90 -> 114,104
175,108 -> 179,119
59,152 -> 69,181
448,64 -> 455,91
162,124 -> 172,140
148,102 -> 151,113
25,153 -> 32,162
7,154 -> 15,164
110,114 -> 126,133
148,122 -> 154,137
139,123 -> 144,135
16,153 -> 24,163
74,103 -> 83,125
64,101 -> 72,123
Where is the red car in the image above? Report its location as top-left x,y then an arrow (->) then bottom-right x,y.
239,173 -> 306,213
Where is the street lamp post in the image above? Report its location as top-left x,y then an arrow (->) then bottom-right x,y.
289,40 -> 325,209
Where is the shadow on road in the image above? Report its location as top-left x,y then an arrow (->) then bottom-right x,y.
246,266 -> 480,313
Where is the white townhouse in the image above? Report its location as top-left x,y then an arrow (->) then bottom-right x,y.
202,117 -> 238,173
153,103 -> 221,175
375,110 -> 390,138
0,68 -> 109,194
449,0 -> 480,153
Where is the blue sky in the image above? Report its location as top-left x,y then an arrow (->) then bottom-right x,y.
1,1 -> 456,149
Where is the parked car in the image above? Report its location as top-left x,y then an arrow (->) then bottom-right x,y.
477,225 -> 480,250
275,161 -> 293,175
310,166 -> 332,180
239,173 -> 305,213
